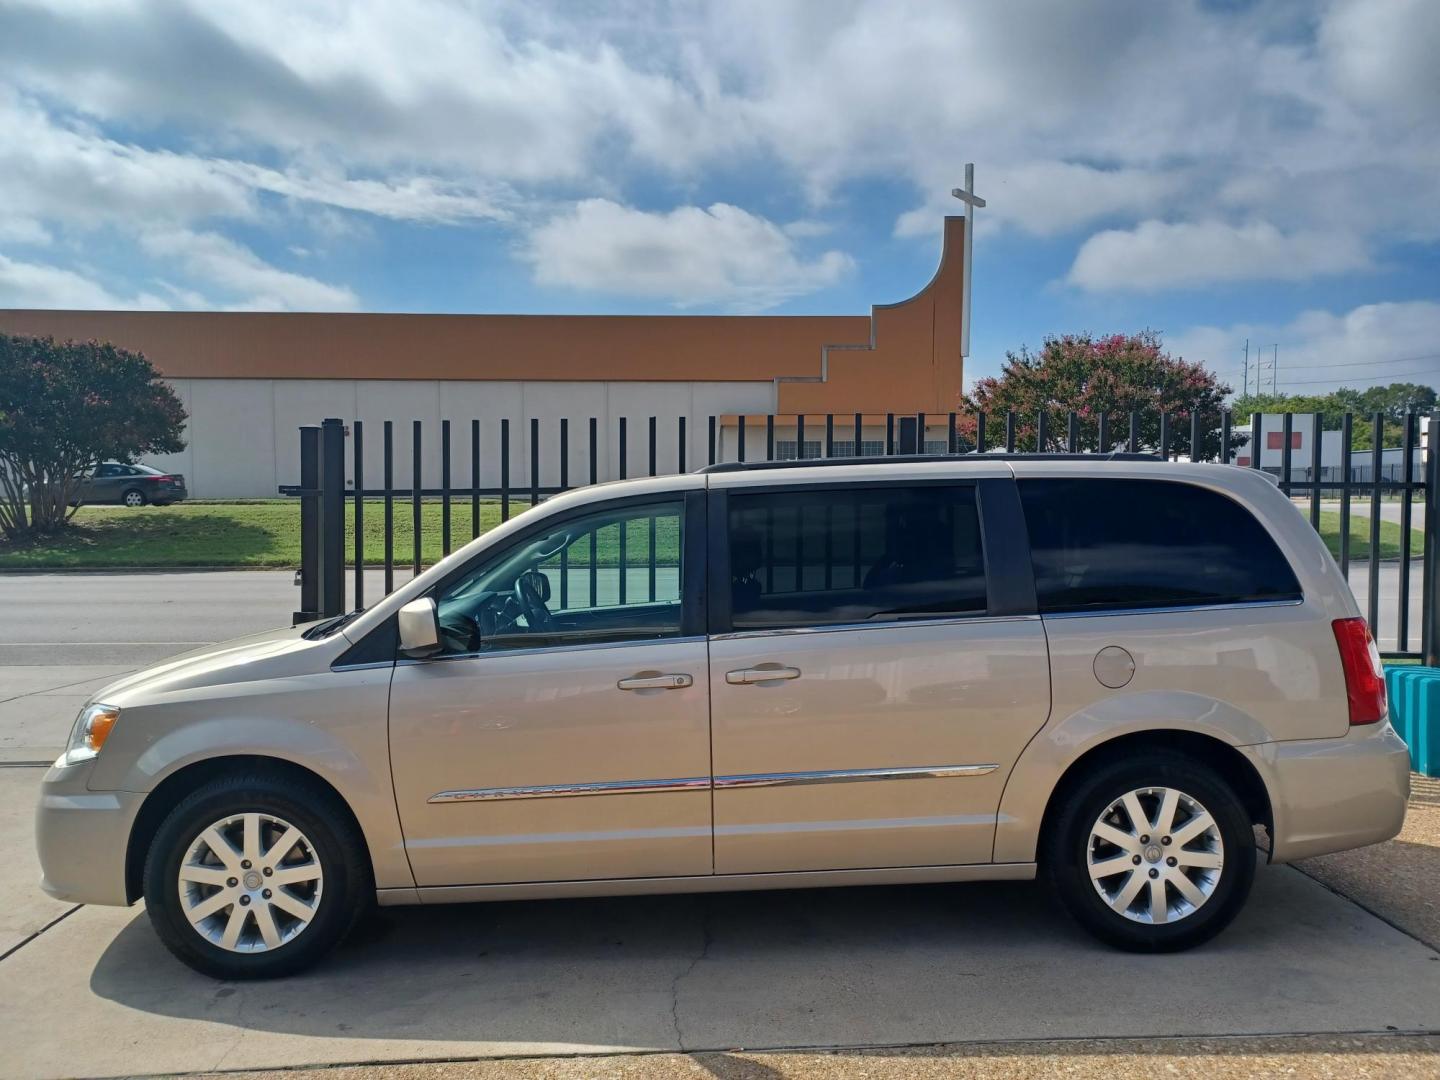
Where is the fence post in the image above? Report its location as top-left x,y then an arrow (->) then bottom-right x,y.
294,425 -> 320,625
1424,416 -> 1440,666
319,417 -> 345,618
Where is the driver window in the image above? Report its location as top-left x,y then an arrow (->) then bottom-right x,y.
433,500 -> 684,655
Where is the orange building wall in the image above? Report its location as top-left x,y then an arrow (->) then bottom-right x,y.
0,217 -> 966,415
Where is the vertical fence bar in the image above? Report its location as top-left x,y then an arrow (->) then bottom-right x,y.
383,421 -> 393,595
766,414 -> 775,461
588,418 -> 598,606
648,511 -> 657,602
1189,411 -> 1200,463
530,417 -> 540,511
589,418 -> 598,486
1128,412 -> 1140,454
1425,416 -> 1440,666
320,418 -> 346,617
470,420 -> 481,540
1037,411 -> 1049,454
1310,413 -> 1323,530
1369,412 -> 1383,633
1067,411 -> 1078,454
916,412 -> 925,455
1339,413 -> 1352,577
352,420 -> 364,610
441,419 -> 452,556
797,414 -> 806,459
738,415 -> 747,462
619,417 -> 628,479
826,414 -> 835,458
1250,412 -> 1262,470
1098,413 -> 1110,454
1159,412 -> 1171,460
500,418 -> 510,522
1400,413 -> 1415,650
1221,411 -> 1232,464
1279,413 -> 1292,495
297,425 -> 319,622
948,412 -> 958,454
648,416 -> 657,476
678,416 -> 687,473
411,420 -> 422,576
708,416 -> 717,465
1005,411 -> 1017,453
560,418 -> 570,492
977,411 -> 987,454
885,413 -> 895,455
854,413 -> 862,457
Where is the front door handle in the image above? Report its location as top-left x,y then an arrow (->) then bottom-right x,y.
726,666 -> 802,685
617,673 -> 693,691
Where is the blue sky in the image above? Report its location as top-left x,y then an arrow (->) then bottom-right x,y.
1,0 -> 1437,395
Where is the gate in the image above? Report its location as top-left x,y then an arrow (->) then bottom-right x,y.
282,409 -> 1440,664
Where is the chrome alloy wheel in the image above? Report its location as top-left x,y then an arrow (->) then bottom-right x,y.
1086,787 -> 1224,925
178,812 -> 324,953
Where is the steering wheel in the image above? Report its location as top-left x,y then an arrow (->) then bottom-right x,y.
514,570 -> 555,633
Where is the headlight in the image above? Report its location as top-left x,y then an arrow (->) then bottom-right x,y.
60,704 -> 120,766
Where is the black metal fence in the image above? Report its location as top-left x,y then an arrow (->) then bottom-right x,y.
283,408 -> 1440,664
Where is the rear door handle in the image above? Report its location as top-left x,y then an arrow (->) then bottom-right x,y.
725,666 -> 802,685
617,673 -> 693,691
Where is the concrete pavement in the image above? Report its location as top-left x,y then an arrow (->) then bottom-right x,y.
0,570 -> 1438,1079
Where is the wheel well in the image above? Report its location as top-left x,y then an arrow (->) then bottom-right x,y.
124,755 -> 365,903
1037,730 -> 1273,862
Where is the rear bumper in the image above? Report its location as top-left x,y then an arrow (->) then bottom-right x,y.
34,759 -> 143,906
1241,721 -> 1411,863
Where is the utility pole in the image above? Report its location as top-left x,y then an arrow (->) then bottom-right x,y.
1243,339 -> 1249,396
1272,343 -> 1279,393
950,164 -> 986,361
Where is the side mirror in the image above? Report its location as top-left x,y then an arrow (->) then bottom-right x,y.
397,597 -> 442,659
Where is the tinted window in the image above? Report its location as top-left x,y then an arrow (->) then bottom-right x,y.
1018,479 -> 1302,613
728,485 -> 986,631
434,501 -> 683,654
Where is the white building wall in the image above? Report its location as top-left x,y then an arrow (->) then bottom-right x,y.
141,378 -> 777,499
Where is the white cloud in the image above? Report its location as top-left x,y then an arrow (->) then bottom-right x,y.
1066,220 -> 1371,292
1169,300 -> 1440,394
0,253 -> 168,309
140,230 -> 358,311
522,200 -> 853,311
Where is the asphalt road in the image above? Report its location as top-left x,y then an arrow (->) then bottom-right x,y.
0,571 -> 1437,1079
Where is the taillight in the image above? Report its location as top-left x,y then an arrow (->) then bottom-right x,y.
1332,617 -> 1386,725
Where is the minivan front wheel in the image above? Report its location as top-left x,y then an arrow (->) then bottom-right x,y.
143,772 -> 371,978
1045,752 -> 1255,952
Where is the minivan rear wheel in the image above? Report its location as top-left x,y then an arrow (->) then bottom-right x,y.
143,772 -> 371,978
1044,751 -> 1255,952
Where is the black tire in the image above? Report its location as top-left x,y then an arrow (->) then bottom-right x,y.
1044,751 -> 1255,952
143,772 -> 373,979
121,488 -> 147,507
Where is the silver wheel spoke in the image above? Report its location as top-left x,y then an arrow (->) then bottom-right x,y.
270,862 -> 321,886
1148,878 -> 1168,924
185,890 -> 232,923
252,902 -> 282,949
179,864 -> 230,888
242,814 -> 262,863
1109,869 -> 1146,913
1088,854 -> 1136,880
1171,812 -> 1215,847
1170,869 -> 1208,908
200,826 -> 242,872
1088,786 -> 1224,926
264,826 -> 303,867
268,888 -> 316,922
219,905 -> 248,949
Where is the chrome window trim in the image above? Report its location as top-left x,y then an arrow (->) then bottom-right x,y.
711,614 -> 1039,642
1040,597 -> 1304,620
712,764 -> 998,788
429,763 -> 998,804
429,776 -> 711,803
399,633 -> 706,666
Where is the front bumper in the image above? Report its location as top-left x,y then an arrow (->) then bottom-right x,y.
1241,720 -> 1412,863
35,759 -> 144,906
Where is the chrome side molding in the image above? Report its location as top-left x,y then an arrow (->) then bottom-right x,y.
429,763 -> 997,803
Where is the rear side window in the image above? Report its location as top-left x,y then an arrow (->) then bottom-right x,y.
727,485 -> 987,631
1018,478 -> 1302,614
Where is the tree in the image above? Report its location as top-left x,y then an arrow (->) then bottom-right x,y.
1231,382 -> 1437,451
959,332 -> 1234,458
0,334 -> 187,539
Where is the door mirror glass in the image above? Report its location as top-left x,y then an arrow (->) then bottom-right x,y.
397,597 -> 442,658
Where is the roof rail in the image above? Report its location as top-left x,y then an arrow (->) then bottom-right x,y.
697,451 -> 1163,474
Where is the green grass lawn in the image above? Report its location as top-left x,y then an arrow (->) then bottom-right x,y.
0,498 -> 682,569
0,498 -> 1419,569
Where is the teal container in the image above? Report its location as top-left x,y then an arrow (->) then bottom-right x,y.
1384,665 -> 1440,777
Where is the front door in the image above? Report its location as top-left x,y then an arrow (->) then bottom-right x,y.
388,492 -> 712,887
707,480 -> 1051,874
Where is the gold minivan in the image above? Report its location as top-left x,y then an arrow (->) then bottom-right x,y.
36,457 -> 1410,978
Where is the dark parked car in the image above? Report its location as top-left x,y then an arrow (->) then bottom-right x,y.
76,462 -> 187,507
